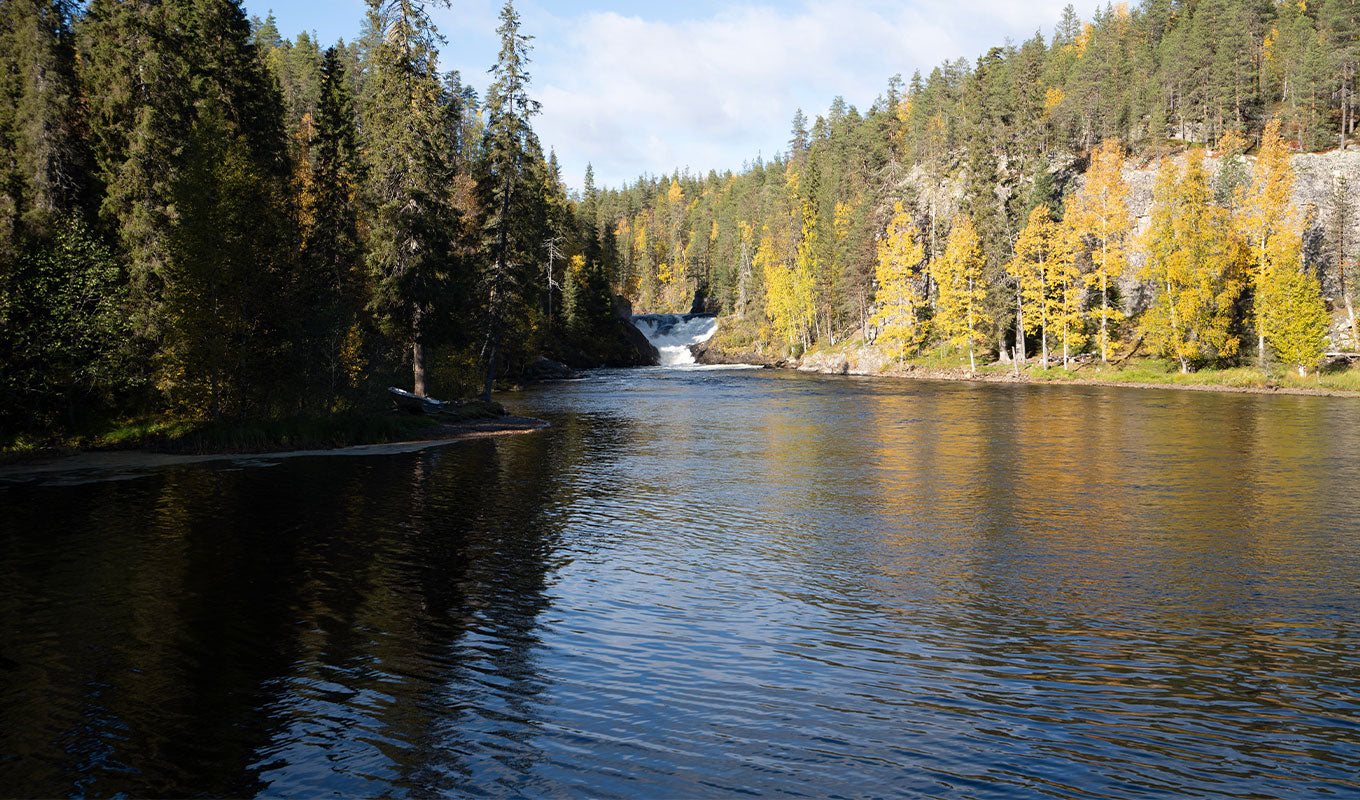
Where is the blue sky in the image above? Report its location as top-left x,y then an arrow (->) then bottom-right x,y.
242,0 -> 1074,191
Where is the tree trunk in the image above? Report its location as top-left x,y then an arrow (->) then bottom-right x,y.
482,343 -> 497,402
737,241 -> 750,317
1343,74 -> 1349,152
1258,242 -> 1268,369
1345,290 -> 1357,350
1040,268 -> 1049,369
1100,268 -> 1109,363
412,306 -> 426,397
1014,284 -> 1026,367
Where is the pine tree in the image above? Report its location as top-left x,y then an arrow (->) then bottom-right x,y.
933,214 -> 989,372
792,199 -> 820,351
871,202 -> 926,361
1327,174 -> 1359,348
162,0 -> 295,419
1321,0 -> 1360,150
164,98 -> 293,420
1068,138 -> 1131,362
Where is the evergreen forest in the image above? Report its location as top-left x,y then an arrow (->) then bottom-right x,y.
3,0 -> 1360,446
596,0 -> 1360,377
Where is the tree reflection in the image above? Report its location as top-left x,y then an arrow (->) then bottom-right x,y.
0,427 -> 575,798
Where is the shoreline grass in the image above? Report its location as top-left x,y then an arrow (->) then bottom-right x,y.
866,354 -> 1360,395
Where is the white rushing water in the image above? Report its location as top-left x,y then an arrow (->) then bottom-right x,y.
631,314 -> 719,367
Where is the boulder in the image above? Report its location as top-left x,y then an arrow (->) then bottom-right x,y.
524,356 -> 576,381
609,317 -> 660,367
797,351 -> 850,375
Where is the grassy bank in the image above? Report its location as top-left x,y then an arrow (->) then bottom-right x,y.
786,336 -> 1360,396
1,400 -> 508,461
870,353 -> 1360,395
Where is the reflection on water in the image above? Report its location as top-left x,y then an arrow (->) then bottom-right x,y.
2,370 -> 1359,798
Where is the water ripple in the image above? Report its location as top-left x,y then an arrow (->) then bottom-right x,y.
2,371 -> 1360,797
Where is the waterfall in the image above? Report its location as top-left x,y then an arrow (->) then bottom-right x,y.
631,314 -> 719,367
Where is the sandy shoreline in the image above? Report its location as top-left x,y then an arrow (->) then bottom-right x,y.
0,416 -> 548,481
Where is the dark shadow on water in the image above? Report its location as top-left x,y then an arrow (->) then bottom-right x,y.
0,425 -> 589,798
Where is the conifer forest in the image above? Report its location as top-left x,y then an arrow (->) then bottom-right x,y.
3,0 -> 1360,444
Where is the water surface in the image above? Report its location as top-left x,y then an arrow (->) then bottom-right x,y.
3,370 -> 1359,798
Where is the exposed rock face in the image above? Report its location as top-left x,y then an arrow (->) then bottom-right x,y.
612,318 -> 660,367
693,337 -> 778,367
1088,150 -> 1360,314
894,150 -> 1360,309
890,150 -> 1360,349
796,348 -> 891,375
797,351 -> 850,375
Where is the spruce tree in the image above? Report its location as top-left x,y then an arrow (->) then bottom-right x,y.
0,0 -> 90,243
303,47 -> 365,404
478,0 -> 544,400
160,0 -> 296,419
789,109 -> 810,159
362,0 -> 459,398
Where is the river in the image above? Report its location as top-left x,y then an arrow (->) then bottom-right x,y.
2,369 -> 1359,798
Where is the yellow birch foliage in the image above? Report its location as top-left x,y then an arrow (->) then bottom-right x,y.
1234,118 -> 1306,364
759,228 -> 813,350
1008,205 -> 1058,365
933,214 -> 989,371
1069,138 -> 1132,362
1140,152 -> 1244,372
1262,267 -> 1329,377
871,202 -> 926,360
1051,212 -> 1087,368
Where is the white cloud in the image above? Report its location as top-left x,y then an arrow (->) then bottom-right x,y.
478,1 -> 1073,190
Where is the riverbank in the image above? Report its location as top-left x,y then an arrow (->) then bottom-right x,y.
796,348 -> 1360,397
694,327 -> 1360,397
0,410 -> 548,481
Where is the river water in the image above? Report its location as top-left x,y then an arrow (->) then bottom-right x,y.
3,369 -> 1359,798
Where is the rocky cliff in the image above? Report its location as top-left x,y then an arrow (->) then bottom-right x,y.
894,149 -> 1360,349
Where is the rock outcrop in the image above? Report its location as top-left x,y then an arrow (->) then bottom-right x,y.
890,149 -> 1360,318
612,317 -> 660,366
523,357 -> 576,382
693,337 -> 779,367
796,348 -> 892,376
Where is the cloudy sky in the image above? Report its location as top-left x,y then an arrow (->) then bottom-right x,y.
241,0 -> 1074,191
